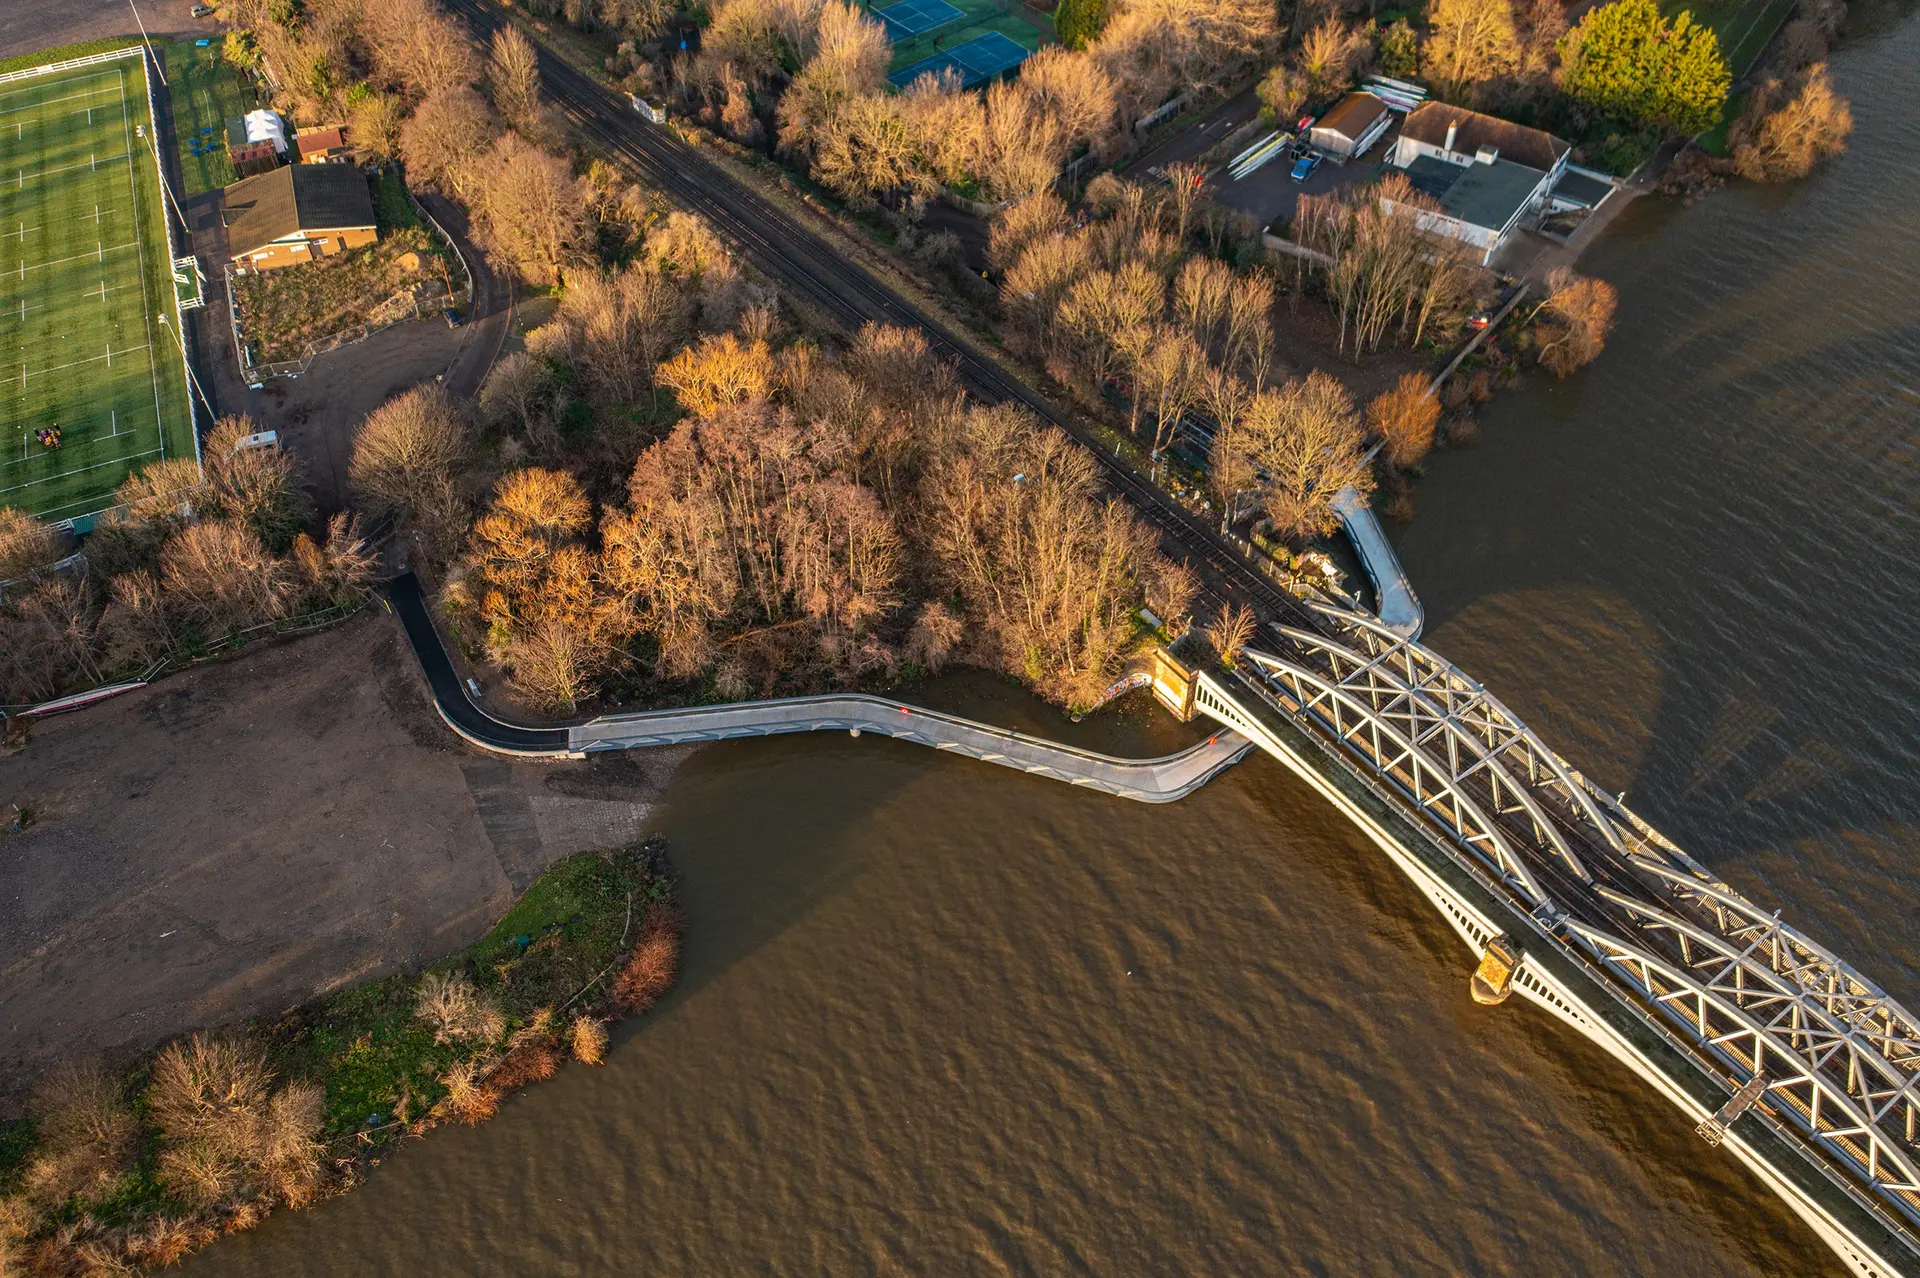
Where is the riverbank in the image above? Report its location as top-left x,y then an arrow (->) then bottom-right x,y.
0,610 -> 687,1111
0,839 -> 680,1273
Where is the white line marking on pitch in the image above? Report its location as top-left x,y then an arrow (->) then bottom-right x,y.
17,342 -> 151,386
11,241 -> 137,276
0,83 -> 122,115
10,153 -> 129,185
0,448 -> 163,494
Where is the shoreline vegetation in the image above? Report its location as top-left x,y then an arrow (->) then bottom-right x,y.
0,838 -> 681,1275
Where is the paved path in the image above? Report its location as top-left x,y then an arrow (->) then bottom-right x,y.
1333,488 -> 1423,639
389,574 -> 1253,801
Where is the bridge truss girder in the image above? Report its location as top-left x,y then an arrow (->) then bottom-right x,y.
1216,602 -> 1920,1241
1233,646 -> 1549,906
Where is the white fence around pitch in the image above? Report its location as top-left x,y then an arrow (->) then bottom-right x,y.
0,43 -> 144,88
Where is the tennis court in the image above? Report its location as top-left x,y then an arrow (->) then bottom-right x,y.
887,31 -> 1032,88
0,50 -> 195,522
875,0 -> 964,39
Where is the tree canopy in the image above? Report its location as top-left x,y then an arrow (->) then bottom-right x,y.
1558,0 -> 1730,137
1054,0 -> 1110,50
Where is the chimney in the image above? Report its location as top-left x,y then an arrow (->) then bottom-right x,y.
1443,120 -> 1458,154
1475,145 -> 1499,165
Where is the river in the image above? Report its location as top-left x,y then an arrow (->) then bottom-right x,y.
190,12 -> 1920,1276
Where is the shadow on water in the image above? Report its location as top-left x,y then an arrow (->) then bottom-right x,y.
1390,14 -> 1920,1012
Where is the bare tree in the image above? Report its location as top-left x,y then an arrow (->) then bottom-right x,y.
158,520 -> 294,634
1017,44 -> 1118,156
987,192 -> 1070,273
1205,601 -> 1257,665
1367,372 -> 1441,468
0,507 -> 59,582
1422,0 -> 1520,102
1230,373 -> 1373,538
348,385 -> 471,558
1132,327 -> 1208,460
902,69 -> 986,190
1258,63 -> 1309,127
489,26 -> 544,130
657,333 -> 774,417
201,416 -> 310,552
1732,63 -> 1853,181
1534,267 -> 1618,377
398,87 -> 499,200
1300,17 -> 1364,99
469,132 -> 589,285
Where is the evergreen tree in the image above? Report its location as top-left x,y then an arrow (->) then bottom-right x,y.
1053,0 -> 1109,51
1558,0 -> 1730,136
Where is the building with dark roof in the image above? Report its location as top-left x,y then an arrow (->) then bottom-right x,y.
1308,91 -> 1393,159
1392,102 -> 1570,174
223,164 -> 377,271
1381,103 -> 1574,264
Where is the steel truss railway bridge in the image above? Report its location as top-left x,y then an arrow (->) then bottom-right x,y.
425,4 -> 1920,1269
1187,605 -> 1920,1277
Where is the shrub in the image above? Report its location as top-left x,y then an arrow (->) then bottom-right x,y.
612,905 -> 681,1012
413,973 -> 506,1045
569,1016 -> 609,1065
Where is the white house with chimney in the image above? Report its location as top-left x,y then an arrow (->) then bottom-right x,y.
1383,103 -> 1572,264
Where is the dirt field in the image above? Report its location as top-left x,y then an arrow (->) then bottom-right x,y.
0,0 -> 219,63
0,610 -> 686,1110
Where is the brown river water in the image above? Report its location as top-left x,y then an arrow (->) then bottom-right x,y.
191,15 -> 1920,1276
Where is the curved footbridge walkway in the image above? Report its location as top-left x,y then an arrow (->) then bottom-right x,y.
388,573 -> 1251,803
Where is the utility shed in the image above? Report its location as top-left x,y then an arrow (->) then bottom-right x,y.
1309,92 -> 1393,159
224,164 -> 377,270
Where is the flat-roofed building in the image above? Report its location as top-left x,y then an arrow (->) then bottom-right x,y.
295,126 -> 349,164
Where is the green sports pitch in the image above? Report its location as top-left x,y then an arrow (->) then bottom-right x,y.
0,50 -> 197,523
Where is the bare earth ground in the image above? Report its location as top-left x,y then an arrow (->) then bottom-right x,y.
192,189 -> 511,514
0,1 -> 218,62
0,610 -> 686,1110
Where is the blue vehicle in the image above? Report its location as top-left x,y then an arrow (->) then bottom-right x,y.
443,308 -> 464,329
1289,151 -> 1321,182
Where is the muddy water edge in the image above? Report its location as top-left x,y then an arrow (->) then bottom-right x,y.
185,13 -> 1920,1276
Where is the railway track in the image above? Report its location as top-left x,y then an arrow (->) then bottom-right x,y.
441,0 -> 1315,629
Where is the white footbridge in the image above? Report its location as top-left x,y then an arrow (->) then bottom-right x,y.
1173,602 -> 1920,1277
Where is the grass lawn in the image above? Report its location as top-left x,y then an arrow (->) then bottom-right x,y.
163,39 -> 256,196
262,840 -> 674,1141
1667,0 -> 1795,78
872,0 -> 1045,80
0,49 -> 197,522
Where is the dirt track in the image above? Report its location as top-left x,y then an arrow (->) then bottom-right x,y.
0,610 -> 685,1109
0,1 -> 219,63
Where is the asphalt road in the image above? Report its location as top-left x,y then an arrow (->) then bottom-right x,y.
440,0 -> 1314,632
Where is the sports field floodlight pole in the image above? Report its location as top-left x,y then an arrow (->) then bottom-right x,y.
127,0 -> 167,87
